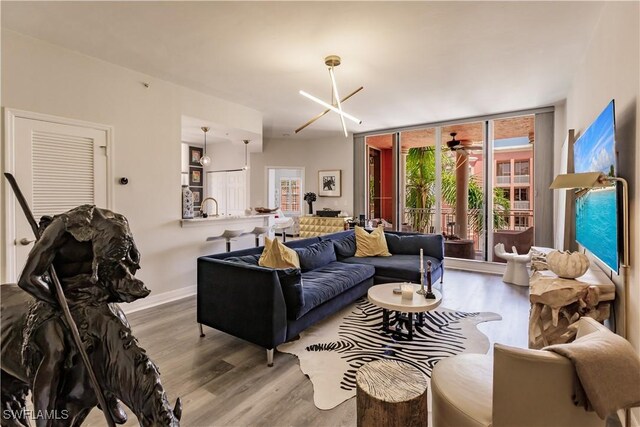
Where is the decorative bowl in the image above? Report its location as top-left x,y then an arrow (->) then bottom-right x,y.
546,250 -> 590,279
254,207 -> 278,214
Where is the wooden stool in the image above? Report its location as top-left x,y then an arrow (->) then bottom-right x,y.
356,359 -> 428,427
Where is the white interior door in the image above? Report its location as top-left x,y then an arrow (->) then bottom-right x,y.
7,115 -> 108,281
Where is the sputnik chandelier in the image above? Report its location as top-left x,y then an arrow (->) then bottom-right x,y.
296,55 -> 363,137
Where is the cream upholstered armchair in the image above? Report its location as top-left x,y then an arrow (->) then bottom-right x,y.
431,317 -> 608,427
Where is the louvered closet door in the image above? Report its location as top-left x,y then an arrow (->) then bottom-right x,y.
13,117 -> 107,275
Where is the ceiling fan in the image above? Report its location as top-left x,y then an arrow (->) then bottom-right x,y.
446,132 -> 482,156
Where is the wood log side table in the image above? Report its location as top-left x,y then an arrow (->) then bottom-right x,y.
356,359 -> 428,427
528,269 -> 615,349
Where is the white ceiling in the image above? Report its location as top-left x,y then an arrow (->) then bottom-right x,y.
1,1 -> 605,140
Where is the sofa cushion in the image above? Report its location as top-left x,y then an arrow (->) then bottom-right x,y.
296,262 -> 375,319
259,237 -> 300,269
284,236 -> 322,249
276,268 -> 305,320
332,234 -> 357,259
341,254 -> 441,283
385,233 -> 444,259
355,226 -> 391,257
294,240 -> 337,272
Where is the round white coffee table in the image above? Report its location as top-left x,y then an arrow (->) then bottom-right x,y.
368,283 -> 442,340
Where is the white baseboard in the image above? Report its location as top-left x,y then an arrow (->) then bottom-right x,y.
121,285 -> 196,314
445,258 -> 506,275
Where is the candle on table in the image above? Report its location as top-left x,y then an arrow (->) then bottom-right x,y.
420,248 -> 424,271
401,283 -> 414,300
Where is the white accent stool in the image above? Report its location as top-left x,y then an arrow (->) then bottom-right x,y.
207,229 -> 245,252
247,226 -> 270,247
273,217 -> 294,243
494,243 -> 531,287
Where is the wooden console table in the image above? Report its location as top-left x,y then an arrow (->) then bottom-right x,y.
299,215 -> 349,237
528,268 -> 615,349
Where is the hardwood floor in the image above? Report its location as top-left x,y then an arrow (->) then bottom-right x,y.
84,269 -> 529,426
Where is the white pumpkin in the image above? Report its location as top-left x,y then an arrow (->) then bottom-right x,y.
546,250 -> 590,279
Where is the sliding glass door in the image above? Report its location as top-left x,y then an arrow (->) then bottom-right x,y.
361,111 -> 539,263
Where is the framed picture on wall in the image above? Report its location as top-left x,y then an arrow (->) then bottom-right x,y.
318,170 -> 341,197
189,146 -> 203,166
190,187 -> 203,207
189,167 -> 202,186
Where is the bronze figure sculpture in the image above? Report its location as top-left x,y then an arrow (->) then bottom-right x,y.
1,186 -> 181,427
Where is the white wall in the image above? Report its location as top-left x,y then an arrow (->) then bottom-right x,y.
251,135 -> 355,215
558,4 -> 639,423
1,30 -> 262,308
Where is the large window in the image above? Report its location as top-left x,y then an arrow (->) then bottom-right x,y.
360,112 -> 539,263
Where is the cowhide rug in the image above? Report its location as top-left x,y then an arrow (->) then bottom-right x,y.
277,298 -> 501,410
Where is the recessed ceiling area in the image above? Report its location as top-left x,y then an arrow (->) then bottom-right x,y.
1,2 -> 605,140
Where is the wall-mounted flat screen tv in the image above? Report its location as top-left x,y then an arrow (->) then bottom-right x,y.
573,100 -> 619,272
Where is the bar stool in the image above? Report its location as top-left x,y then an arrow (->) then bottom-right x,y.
247,226 -> 270,247
272,217 -> 294,243
206,229 -> 245,252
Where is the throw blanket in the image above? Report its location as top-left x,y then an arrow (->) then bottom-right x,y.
545,330 -> 640,419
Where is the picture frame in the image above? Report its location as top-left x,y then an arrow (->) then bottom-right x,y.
190,187 -> 203,207
189,146 -> 203,166
318,170 -> 341,197
189,167 -> 202,186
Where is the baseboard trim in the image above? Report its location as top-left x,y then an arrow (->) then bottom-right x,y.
122,285 -> 196,314
444,258 -> 506,275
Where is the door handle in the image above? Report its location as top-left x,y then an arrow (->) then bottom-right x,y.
17,238 -> 35,246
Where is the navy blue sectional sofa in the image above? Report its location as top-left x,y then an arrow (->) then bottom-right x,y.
197,230 -> 444,366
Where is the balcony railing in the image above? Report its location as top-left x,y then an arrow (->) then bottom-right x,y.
513,200 -> 530,210
496,176 -> 510,185
402,208 -> 534,254
514,174 -> 530,184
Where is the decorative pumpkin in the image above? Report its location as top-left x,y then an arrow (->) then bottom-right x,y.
546,250 -> 590,279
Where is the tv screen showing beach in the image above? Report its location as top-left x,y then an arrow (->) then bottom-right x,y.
573,100 -> 619,272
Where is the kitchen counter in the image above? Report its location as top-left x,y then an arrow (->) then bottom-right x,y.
180,214 -> 272,228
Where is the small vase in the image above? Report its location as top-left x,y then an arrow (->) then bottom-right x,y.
182,185 -> 194,219
308,202 -> 313,215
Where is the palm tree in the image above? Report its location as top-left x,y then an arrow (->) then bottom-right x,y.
405,146 -> 510,234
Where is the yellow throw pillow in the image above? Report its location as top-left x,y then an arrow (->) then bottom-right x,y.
355,225 -> 391,257
259,237 -> 300,269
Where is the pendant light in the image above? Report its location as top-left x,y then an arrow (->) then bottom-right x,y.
242,140 -> 250,170
200,127 -> 211,166
296,55 -> 363,137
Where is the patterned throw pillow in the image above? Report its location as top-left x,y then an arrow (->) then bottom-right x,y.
354,225 -> 391,257
258,237 -> 300,268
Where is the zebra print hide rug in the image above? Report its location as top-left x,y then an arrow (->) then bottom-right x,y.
277,299 -> 500,410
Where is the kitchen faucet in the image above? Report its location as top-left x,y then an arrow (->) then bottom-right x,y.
200,197 -> 219,218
